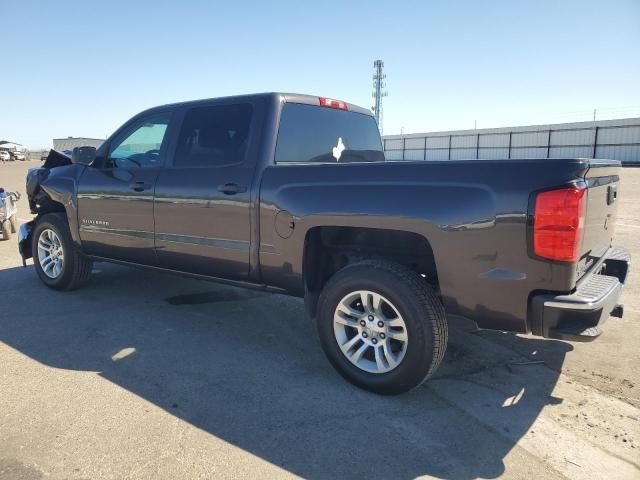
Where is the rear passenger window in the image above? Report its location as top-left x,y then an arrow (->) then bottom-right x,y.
174,104 -> 252,167
275,103 -> 384,163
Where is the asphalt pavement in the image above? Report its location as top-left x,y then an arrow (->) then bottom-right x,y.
0,160 -> 638,479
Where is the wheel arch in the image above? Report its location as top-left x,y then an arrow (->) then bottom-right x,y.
302,226 -> 440,319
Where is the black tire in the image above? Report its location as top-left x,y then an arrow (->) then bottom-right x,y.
32,213 -> 93,291
316,259 -> 448,395
9,215 -> 18,233
1,220 -> 11,240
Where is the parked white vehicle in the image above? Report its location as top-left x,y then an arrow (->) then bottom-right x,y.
0,151 -> 11,162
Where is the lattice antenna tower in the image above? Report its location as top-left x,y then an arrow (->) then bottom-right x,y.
372,59 -> 388,135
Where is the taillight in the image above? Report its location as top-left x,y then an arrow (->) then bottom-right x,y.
319,97 -> 348,110
533,185 -> 586,262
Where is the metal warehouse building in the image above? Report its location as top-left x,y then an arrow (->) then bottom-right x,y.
383,117 -> 640,165
53,137 -> 105,152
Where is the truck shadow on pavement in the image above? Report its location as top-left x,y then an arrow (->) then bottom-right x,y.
0,263 -> 573,479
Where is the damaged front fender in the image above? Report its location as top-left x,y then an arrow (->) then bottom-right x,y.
22,151 -> 89,264
26,162 -> 88,247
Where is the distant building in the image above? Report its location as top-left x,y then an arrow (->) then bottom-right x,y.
383,117 -> 640,165
0,141 -> 26,153
53,137 -> 104,152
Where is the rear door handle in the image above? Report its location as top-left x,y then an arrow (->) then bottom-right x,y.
129,181 -> 152,192
218,183 -> 247,195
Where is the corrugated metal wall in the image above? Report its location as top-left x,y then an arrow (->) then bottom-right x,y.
52,137 -> 105,152
383,117 -> 640,165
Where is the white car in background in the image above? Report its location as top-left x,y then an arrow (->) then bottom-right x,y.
0,151 -> 11,162
11,151 -> 26,161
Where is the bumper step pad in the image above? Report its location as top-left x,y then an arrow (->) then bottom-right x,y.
545,273 -> 620,342
531,245 -> 630,342
536,274 -> 623,342
548,324 -> 602,342
545,273 -> 619,310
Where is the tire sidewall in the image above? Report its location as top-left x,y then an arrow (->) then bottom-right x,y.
317,264 -> 437,394
32,214 -> 74,289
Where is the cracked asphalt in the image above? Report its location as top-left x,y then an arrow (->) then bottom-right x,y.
0,160 -> 638,479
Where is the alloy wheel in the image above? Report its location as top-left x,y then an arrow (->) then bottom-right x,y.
37,228 -> 65,279
333,290 -> 408,374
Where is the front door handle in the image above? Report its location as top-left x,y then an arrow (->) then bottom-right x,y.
129,181 -> 151,192
218,183 -> 247,195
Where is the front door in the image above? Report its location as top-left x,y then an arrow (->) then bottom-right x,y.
154,102 -> 255,280
77,111 -> 172,265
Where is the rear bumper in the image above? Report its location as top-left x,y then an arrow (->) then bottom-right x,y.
530,246 -> 630,342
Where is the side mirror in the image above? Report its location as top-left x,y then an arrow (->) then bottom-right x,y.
71,146 -> 97,165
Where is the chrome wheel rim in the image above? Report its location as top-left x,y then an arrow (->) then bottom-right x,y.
37,228 -> 64,279
333,290 -> 408,374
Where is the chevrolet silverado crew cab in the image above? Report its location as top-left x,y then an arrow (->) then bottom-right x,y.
19,93 -> 630,394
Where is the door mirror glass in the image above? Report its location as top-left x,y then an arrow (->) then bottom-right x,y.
71,146 -> 97,165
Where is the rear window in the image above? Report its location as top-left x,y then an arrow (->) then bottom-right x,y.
275,103 -> 383,163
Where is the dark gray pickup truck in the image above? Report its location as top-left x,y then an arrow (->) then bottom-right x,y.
19,93 -> 630,394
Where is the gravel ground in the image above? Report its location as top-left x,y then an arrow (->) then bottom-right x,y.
0,160 -> 638,479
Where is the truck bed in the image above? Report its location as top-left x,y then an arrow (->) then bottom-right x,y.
259,157 -> 621,332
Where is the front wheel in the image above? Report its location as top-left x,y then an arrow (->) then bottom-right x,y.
316,259 -> 448,395
32,213 -> 93,290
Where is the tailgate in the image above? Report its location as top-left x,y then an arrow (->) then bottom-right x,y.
578,160 -> 621,278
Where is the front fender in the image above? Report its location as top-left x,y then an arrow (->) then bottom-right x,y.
37,164 -> 87,246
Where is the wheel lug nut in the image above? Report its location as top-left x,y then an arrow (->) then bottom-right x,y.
362,332 -> 368,338
368,315 -> 374,321
377,321 -> 384,328
380,333 -> 386,339
372,338 -> 378,345
360,320 -> 366,327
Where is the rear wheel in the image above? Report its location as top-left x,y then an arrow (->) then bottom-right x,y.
316,259 -> 448,394
32,213 -> 93,290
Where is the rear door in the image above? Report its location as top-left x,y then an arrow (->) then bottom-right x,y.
77,111 -> 172,264
153,102 -> 256,280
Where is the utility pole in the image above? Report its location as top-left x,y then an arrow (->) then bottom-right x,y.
371,59 -> 388,135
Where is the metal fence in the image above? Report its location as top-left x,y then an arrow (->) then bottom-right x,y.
383,117 -> 640,165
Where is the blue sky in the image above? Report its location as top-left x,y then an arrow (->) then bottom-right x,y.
1,0 -> 639,149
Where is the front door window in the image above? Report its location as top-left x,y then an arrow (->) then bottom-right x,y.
106,113 -> 171,169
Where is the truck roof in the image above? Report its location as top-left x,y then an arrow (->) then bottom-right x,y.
139,92 -> 374,118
